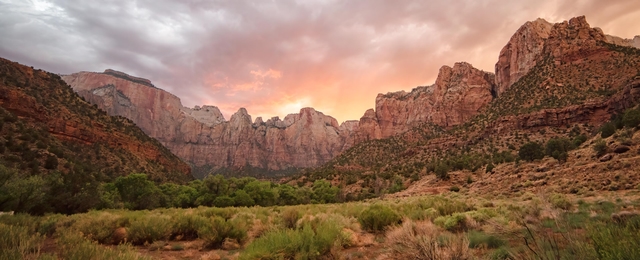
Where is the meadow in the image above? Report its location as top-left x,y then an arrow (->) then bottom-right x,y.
2,189 -> 640,259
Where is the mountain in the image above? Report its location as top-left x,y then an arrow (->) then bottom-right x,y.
295,16 -> 640,198
62,71 -> 357,178
355,62 -> 496,141
0,58 -> 191,182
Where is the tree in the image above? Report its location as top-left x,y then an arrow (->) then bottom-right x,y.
518,142 -> 545,162
600,122 -> 616,138
243,180 -> 276,206
311,180 -> 339,203
114,173 -> 162,210
233,190 -> 255,207
277,184 -> 301,205
545,138 -> 574,162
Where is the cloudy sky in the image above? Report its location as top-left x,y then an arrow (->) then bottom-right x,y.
1,0 -> 639,122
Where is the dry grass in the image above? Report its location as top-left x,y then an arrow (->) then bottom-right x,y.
386,219 -> 470,260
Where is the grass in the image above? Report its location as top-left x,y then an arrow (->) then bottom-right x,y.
1,192 -> 640,259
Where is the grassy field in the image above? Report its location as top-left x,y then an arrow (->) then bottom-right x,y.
2,189 -> 640,259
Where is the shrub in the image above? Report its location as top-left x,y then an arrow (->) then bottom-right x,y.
600,122 -> 616,138
126,214 -> 171,245
468,230 -> 505,249
70,212 -> 127,244
518,142 -> 545,161
358,204 -> 401,232
212,196 -> 235,208
622,108 -> 640,128
170,214 -> 209,240
486,162 -> 495,173
573,134 -> 588,147
198,216 -> 247,249
0,223 -> 44,260
549,193 -> 572,210
240,220 -> 348,260
386,220 -> 442,259
282,208 -> 301,229
57,230 -> 149,260
434,163 -> 450,180
593,139 -> 608,157
545,138 -> 574,161
449,186 -> 460,192
434,213 -> 467,232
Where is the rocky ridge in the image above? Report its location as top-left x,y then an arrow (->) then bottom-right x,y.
63,71 -> 357,177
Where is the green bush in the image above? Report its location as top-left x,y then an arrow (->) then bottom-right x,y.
240,220 -> 347,260
622,108 -> 640,128
126,214 -> 171,245
589,220 -> 640,259
545,138 -> 574,161
593,139 -> 608,157
0,223 -> 44,260
468,230 -> 505,249
358,204 -> 401,232
198,216 -> 247,249
70,212 -> 127,244
434,213 -> 467,232
600,122 -> 616,138
170,214 -> 209,240
213,196 -> 235,208
519,142 -> 545,161
549,193 -> 572,210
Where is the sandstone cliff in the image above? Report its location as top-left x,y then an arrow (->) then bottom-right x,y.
63,71 -> 356,177
356,62 -> 496,141
495,16 -> 640,95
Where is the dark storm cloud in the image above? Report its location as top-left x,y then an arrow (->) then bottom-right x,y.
0,0 -> 639,121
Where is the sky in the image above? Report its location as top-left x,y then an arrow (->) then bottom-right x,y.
1,0 -> 639,123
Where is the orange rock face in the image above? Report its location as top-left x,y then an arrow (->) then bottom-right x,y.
63,71 -> 356,176
356,62 -> 496,141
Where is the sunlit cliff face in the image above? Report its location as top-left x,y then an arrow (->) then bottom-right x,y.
1,0 -> 639,122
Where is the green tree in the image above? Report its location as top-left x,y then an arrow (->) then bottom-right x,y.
213,195 -> 235,208
545,138 -> 574,162
311,180 -> 339,203
243,180 -> 276,206
233,190 -> 255,207
114,173 -> 162,210
519,142 -> 545,161
277,184 -> 301,205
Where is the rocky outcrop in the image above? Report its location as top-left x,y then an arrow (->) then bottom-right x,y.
356,62 -> 495,140
495,18 -> 553,96
63,71 -> 356,176
495,16 -> 640,96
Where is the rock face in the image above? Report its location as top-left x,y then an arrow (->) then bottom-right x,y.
495,18 -> 553,96
63,71 -> 356,176
356,62 -> 495,140
495,16 -> 640,96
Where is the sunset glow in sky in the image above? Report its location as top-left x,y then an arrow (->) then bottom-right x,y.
1,0 -> 639,122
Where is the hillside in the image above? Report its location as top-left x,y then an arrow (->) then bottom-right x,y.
293,16 -> 640,199
0,58 -> 192,214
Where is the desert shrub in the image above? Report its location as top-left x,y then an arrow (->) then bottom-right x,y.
588,220 -> 640,260
240,220 -> 348,260
545,138 -> 574,161
449,186 -> 460,192
0,223 -> 44,260
198,215 -> 248,249
600,122 -> 616,138
468,230 -> 505,249
170,214 -> 209,240
549,193 -> 572,210
434,162 -> 450,180
386,220 -> 442,259
593,139 -> 608,157
518,142 -> 545,161
126,214 -> 171,245
70,211 -> 127,244
434,213 -> 467,232
622,108 -> 640,128
490,247 -> 513,260
572,134 -> 588,147
57,230 -> 149,260
282,208 -> 301,229
486,162 -> 495,173
358,204 -> 401,232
